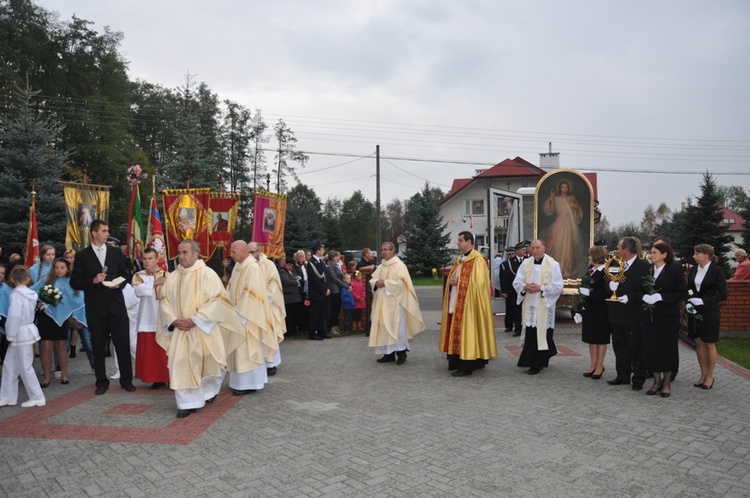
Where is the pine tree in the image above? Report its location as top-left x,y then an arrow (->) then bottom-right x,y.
679,173 -> 732,270
0,85 -> 67,255
403,183 -> 451,276
740,195 -> 750,252
284,183 -> 322,253
272,119 -> 308,193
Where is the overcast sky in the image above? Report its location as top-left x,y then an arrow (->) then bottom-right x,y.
38,0 -> 750,227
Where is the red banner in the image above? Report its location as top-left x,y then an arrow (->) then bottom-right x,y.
162,188 -> 210,259
251,190 -> 287,259
24,201 -> 39,268
208,193 -> 240,259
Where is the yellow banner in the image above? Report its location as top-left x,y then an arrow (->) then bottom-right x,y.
64,183 -> 110,251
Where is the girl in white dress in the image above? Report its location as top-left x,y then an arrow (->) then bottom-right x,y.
0,266 -> 46,407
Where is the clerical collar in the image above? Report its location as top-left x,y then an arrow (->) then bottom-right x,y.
463,251 -> 472,257
534,257 -> 544,265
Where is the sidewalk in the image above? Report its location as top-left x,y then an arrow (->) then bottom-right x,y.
1,308 -> 749,496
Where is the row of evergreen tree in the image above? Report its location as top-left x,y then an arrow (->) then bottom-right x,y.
1,0 -> 450,268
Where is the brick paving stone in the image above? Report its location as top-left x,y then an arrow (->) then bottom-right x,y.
1,288 -> 750,496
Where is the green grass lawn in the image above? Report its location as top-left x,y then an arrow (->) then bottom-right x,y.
411,275 -> 444,286
717,338 -> 750,370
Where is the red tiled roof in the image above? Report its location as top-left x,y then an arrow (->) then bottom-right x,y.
439,178 -> 473,206
720,207 -> 746,231
475,157 -> 547,179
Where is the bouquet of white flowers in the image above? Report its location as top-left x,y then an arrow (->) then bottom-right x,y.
39,284 -> 63,306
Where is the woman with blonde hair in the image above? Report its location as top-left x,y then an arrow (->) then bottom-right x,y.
686,244 -> 727,390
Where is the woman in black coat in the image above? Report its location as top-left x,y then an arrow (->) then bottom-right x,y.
580,245 -> 611,379
641,242 -> 688,397
686,244 -> 727,390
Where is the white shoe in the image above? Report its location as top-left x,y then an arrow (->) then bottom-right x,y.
0,399 -> 17,407
110,371 -> 121,380
53,371 -> 62,379
21,398 -> 46,408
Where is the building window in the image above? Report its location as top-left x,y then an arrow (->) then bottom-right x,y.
475,235 -> 486,247
465,199 -> 484,216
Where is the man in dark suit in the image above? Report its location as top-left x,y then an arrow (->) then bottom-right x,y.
71,219 -> 136,395
499,246 -> 517,333
306,240 -> 330,341
607,236 -> 648,390
509,242 -> 528,336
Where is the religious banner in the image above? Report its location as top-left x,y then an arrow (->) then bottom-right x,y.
24,194 -> 39,267
208,192 -> 240,259
126,184 -> 144,261
251,190 -> 287,259
146,196 -> 168,271
63,182 -> 110,251
162,188 -> 210,259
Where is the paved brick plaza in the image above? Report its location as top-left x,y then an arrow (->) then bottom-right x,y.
1,287 -> 749,497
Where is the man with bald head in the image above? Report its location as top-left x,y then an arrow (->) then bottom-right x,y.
248,242 -> 285,375
157,240 -> 245,418
512,239 -> 563,375
225,240 -> 273,395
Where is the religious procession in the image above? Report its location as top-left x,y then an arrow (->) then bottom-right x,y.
0,163 -> 743,421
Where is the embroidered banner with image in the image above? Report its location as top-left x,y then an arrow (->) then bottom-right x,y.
251,190 -> 287,259
63,183 -> 110,251
208,192 -> 240,259
162,188 -> 210,259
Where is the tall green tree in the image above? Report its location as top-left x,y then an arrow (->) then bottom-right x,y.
320,198 -> 343,250
340,190 -> 376,249
740,195 -> 750,252
272,119 -> 307,193
678,173 -> 732,269
219,100 -> 252,231
0,85 -> 67,255
403,183 -> 451,275
284,183 -> 322,253
163,79 -> 222,189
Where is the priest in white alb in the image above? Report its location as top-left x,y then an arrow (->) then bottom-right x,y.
513,239 -> 564,375
368,241 -> 425,365
225,241 -> 272,396
157,240 -> 245,418
249,242 -> 285,376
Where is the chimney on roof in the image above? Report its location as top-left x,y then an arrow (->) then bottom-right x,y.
539,142 -> 560,169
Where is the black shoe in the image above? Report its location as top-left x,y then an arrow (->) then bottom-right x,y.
527,368 -> 541,375
69,349 -> 76,358
308,334 -> 323,341
319,333 -> 331,339
607,378 -> 630,386
512,332 -> 521,337
693,381 -> 704,388
61,380 -> 70,385
377,353 -> 396,363
396,351 -> 407,365
232,389 -> 257,396
148,382 -> 167,390
660,390 -> 671,398
267,367 -> 277,376
95,386 -> 108,395
701,380 -> 715,390
41,381 -> 50,389
205,395 -> 217,403
646,384 -> 663,395
504,328 -> 513,332
122,384 -> 136,392
452,370 -> 473,377
632,384 -> 643,391
591,368 -> 605,380
176,409 -> 196,418
583,370 -> 594,378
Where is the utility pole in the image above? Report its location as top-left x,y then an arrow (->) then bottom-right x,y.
376,145 -> 381,250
